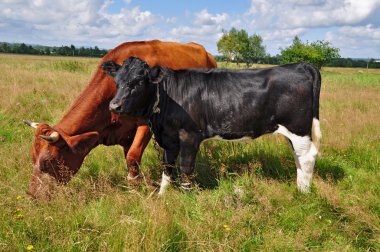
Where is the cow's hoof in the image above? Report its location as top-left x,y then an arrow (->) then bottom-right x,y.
180,182 -> 192,191
127,174 -> 141,186
297,184 -> 311,193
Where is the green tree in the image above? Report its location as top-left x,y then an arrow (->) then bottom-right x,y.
280,36 -> 340,69
93,46 -> 101,57
44,47 -> 51,55
217,28 -> 239,63
70,44 -> 76,56
243,34 -> 266,67
217,28 -> 266,66
0,43 -> 11,53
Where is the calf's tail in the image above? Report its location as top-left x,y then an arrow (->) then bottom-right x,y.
305,63 -> 322,153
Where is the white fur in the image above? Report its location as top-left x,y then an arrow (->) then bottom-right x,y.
274,124 -> 318,193
312,118 -> 322,152
158,172 -> 171,196
30,122 -> 39,128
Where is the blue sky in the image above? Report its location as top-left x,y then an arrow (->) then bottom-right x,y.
1,0 -> 380,58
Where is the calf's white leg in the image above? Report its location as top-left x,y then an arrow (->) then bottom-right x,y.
275,125 -> 318,193
158,172 -> 172,196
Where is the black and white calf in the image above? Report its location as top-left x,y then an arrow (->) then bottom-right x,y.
103,57 -> 322,195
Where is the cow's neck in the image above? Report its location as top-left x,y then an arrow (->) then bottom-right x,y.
55,72 -> 115,137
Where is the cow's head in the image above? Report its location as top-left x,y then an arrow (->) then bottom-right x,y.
23,120 -> 99,199
103,57 -> 164,117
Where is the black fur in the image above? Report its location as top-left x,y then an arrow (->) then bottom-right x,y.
104,57 -> 322,184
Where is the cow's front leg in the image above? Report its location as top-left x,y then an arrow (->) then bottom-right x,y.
179,129 -> 201,191
158,147 -> 179,195
125,125 -> 152,181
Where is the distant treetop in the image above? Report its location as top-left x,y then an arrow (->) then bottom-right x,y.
0,42 -> 109,57
279,36 -> 340,69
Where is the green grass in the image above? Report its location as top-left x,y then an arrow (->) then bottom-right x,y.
0,54 -> 379,251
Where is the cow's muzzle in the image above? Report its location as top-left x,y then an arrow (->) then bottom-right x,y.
109,100 -> 123,114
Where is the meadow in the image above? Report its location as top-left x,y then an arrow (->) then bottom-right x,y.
0,54 -> 379,251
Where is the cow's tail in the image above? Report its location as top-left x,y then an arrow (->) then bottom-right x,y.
305,63 -> 322,153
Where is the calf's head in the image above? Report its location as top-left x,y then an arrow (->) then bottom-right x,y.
24,120 -> 99,199
102,57 -> 164,117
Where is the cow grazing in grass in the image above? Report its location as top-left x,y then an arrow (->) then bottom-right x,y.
23,40 -> 217,199
104,57 -> 322,195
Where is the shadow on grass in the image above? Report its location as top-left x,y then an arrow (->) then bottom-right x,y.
194,142 -> 346,190
85,141 -> 345,192
194,141 -> 297,189
315,158 -> 345,183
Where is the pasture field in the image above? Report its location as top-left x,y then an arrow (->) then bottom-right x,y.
0,54 -> 379,251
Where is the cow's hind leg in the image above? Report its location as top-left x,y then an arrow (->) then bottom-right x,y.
275,125 -> 318,193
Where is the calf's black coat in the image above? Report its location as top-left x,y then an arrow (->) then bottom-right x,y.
103,57 -> 321,190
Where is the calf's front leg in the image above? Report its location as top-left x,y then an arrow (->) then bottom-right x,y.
158,148 -> 179,195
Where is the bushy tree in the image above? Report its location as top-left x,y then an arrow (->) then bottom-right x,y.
243,34 -> 266,66
217,28 -> 239,63
217,28 -> 266,66
280,36 -> 340,69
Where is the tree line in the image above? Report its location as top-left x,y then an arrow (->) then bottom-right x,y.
217,28 -> 380,69
1,38 -> 379,69
0,42 -> 108,57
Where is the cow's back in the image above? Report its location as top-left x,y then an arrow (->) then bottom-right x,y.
102,40 -> 217,69
58,40 -> 216,134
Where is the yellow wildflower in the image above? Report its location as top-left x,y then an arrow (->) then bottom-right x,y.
223,224 -> 231,231
26,245 -> 34,251
15,214 -> 24,219
16,195 -> 22,200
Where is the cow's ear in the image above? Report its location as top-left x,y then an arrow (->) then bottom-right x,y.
66,132 -> 99,153
101,61 -> 121,77
148,66 -> 165,84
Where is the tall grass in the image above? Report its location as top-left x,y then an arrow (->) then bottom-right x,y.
0,54 -> 379,251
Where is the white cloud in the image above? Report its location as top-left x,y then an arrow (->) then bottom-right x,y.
247,0 -> 380,29
0,0 -> 379,57
169,9 -> 229,52
166,17 -> 177,24
261,28 -> 306,42
0,0 -> 160,47
338,24 -> 380,41
171,9 -> 228,38
194,9 -> 228,26
325,24 -> 380,57
242,0 -> 380,56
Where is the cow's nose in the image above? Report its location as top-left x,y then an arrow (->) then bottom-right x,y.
109,101 -> 122,113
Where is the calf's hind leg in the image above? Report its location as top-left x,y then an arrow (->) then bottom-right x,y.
179,129 -> 201,190
275,125 -> 318,193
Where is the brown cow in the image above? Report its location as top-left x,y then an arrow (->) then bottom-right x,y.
24,40 -> 217,199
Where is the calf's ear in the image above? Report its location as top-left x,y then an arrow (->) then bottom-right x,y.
101,61 -> 121,77
66,132 -> 99,154
148,66 -> 165,84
